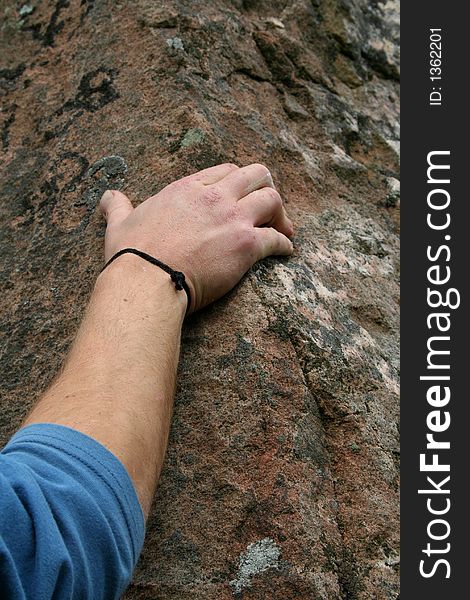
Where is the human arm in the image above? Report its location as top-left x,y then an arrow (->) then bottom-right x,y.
21,162 -> 294,517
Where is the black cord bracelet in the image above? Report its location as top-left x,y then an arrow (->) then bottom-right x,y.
101,248 -> 191,314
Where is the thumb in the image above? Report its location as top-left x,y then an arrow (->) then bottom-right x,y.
100,190 -> 133,227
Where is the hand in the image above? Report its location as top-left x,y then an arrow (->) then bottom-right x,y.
100,163 -> 294,313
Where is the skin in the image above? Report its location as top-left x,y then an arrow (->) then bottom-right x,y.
23,162 -> 294,517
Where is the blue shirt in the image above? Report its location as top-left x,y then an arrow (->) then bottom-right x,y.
0,424 -> 145,599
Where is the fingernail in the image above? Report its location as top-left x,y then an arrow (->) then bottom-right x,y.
101,190 -> 114,202
284,217 -> 294,236
247,171 -> 275,194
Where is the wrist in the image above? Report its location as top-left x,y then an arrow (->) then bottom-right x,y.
96,252 -> 188,320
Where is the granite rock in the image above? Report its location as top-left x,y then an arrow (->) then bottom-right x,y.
0,1 -> 399,598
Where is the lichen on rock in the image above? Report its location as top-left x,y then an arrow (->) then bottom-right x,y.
229,537 -> 281,594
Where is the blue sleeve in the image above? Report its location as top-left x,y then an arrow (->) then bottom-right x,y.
0,423 -> 145,600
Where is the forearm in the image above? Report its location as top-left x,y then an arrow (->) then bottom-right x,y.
23,253 -> 186,516
21,162 -> 293,519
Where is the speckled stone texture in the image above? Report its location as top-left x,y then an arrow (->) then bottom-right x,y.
0,1 -> 399,598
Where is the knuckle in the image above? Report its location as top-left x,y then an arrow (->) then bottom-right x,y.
223,162 -> 239,171
266,187 -> 282,207
224,203 -> 241,222
164,178 -> 198,200
200,187 -> 224,205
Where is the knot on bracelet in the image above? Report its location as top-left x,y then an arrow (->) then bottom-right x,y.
170,270 -> 186,291
101,248 -> 191,314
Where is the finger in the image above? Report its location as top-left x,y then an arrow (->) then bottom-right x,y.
221,163 -> 274,199
199,162 -> 239,184
239,188 -> 294,237
256,227 -> 294,259
100,190 -> 133,227
188,163 -> 239,185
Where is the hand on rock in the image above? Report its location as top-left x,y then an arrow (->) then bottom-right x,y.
100,163 -> 294,313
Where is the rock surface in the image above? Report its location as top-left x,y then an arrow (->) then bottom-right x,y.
0,1 -> 399,598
